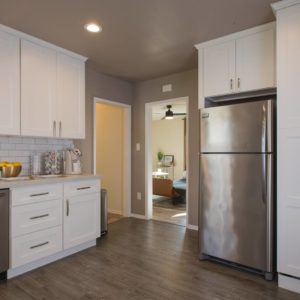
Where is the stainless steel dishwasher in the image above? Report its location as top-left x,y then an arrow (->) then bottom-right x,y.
0,189 -> 9,279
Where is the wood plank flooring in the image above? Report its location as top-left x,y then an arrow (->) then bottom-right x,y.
108,212 -> 123,224
0,218 -> 299,300
153,206 -> 186,226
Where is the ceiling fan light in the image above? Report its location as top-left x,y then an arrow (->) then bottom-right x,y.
165,108 -> 173,120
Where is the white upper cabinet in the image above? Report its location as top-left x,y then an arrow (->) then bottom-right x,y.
0,24 -> 87,139
203,41 -> 235,97
21,40 -> 57,137
196,22 -> 276,107
57,53 -> 85,139
0,31 -> 20,135
236,29 -> 275,92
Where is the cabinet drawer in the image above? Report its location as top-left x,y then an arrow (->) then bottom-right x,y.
11,226 -> 62,268
64,179 -> 100,197
11,184 -> 63,206
11,199 -> 62,237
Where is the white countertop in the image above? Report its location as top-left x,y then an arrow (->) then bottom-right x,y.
0,174 -> 100,189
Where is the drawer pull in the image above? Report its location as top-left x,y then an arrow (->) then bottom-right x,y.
66,199 -> 70,216
77,187 -> 91,190
30,192 -> 50,197
30,241 -> 49,249
30,213 -> 49,220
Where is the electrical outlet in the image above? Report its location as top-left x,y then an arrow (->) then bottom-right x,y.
137,192 -> 142,200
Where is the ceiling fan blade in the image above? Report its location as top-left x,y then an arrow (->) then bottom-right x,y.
173,112 -> 186,116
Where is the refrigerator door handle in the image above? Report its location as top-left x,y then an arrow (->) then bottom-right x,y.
266,101 -> 273,153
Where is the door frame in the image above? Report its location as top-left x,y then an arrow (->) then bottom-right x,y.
93,97 -> 131,217
145,96 -> 189,224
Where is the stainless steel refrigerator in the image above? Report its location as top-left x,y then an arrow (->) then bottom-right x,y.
199,99 -> 274,280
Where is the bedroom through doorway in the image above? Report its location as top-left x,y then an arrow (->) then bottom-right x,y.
146,98 -> 188,226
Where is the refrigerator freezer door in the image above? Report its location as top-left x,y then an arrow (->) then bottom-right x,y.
200,153 -> 273,272
201,100 -> 273,153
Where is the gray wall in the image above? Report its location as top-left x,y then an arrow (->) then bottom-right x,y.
75,67 -> 133,173
132,69 -> 199,226
78,67 -> 199,226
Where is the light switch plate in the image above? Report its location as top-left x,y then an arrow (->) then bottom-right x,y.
136,143 -> 141,151
137,192 -> 142,200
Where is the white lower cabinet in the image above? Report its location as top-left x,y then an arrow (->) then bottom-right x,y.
11,226 -> 62,268
9,178 -> 101,274
63,179 -> 101,249
11,199 -> 62,237
64,192 -> 100,249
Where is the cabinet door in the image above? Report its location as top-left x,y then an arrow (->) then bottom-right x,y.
203,41 -> 235,97
0,31 -> 20,135
57,53 -> 85,139
236,28 -> 275,92
63,192 -> 100,250
21,40 -> 57,137
277,4 -> 300,278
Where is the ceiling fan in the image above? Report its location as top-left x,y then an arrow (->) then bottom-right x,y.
163,105 -> 186,120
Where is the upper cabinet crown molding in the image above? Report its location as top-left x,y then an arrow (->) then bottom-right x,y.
194,22 -> 276,50
0,24 -> 87,62
272,0 -> 300,14
195,22 -> 276,108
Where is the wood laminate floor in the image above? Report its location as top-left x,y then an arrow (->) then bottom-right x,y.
152,206 -> 186,226
108,213 -> 123,224
0,218 -> 299,300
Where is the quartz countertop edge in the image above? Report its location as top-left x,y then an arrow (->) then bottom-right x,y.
0,174 -> 101,189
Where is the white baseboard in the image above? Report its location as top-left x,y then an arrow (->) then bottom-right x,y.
108,209 -> 123,215
130,213 -> 147,220
187,224 -> 198,231
7,240 -> 96,279
279,274 -> 300,294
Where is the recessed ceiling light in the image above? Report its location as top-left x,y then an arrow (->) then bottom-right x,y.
84,23 -> 102,33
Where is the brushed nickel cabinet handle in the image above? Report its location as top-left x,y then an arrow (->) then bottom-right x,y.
59,121 -> 62,137
238,78 -> 241,89
30,213 -> 49,220
66,199 -> 70,216
30,241 -> 49,249
77,187 -> 91,190
30,192 -> 49,197
53,121 -> 56,137
230,79 -> 233,90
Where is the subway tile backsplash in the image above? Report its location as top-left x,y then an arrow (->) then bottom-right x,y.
0,136 -> 74,176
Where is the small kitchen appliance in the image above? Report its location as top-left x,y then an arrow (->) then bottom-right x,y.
63,148 -> 82,175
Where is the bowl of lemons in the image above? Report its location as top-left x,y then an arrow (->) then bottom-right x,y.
0,161 -> 22,178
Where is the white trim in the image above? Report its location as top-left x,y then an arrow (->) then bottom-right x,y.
7,240 -> 96,279
272,0 -> 300,14
108,209 -> 123,215
130,213 -> 147,220
187,224 -> 198,231
194,22 -> 275,50
93,97 -> 132,218
0,24 -> 87,61
278,274 -> 300,294
145,97 -> 189,225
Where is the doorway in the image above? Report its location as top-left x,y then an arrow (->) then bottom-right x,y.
93,98 -> 131,222
145,97 -> 189,226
